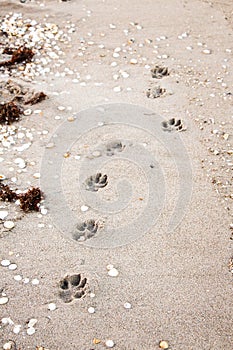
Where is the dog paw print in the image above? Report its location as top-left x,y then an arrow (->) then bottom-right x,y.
59,274 -> 88,303
161,118 -> 185,132
85,173 -> 108,192
106,140 -> 125,156
151,65 -> 169,79
73,219 -> 99,242
146,85 -> 166,98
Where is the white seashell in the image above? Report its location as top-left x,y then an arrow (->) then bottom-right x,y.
28,318 -> 37,327
0,211 -> 8,220
13,324 -> 21,334
23,109 -> 32,116
130,58 -> 138,64
0,297 -> 9,305
4,221 -> 15,229
0,174 -> 6,181
113,86 -> 121,92
33,172 -> 40,179
48,303 -> 56,311
27,327 -> 35,335
81,205 -> 89,212
105,339 -> 115,348
32,278 -> 39,285
8,263 -> 17,270
3,342 -> 13,350
1,259 -> 10,266
124,302 -> 132,309
202,49 -> 212,54
14,275 -> 22,281
88,307 -> 95,314
108,268 -> 119,277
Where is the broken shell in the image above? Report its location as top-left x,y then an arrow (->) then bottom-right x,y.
159,340 -> 169,349
3,221 -> 15,229
24,109 -> 32,116
0,174 -> 6,181
28,318 -> 37,327
93,338 -> 101,344
0,297 -> 9,305
108,268 -> 119,277
105,339 -> 115,348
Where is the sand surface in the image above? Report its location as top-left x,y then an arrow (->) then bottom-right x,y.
0,0 -> 233,349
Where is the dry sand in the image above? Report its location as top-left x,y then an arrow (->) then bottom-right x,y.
0,0 -> 233,349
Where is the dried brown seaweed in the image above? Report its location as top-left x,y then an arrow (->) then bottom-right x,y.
0,183 -> 18,202
18,187 -> 43,212
0,46 -> 34,68
0,101 -> 22,124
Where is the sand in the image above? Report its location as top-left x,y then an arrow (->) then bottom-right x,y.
0,0 -> 233,349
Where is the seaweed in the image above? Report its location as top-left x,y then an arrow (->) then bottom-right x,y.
0,101 -> 22,124
24,91 -> 48,105
18,187 -> 43,212
0,46 -> 34,68
0,183 -> 18,202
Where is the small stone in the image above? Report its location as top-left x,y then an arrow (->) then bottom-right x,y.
159,340 -> 169,349
3,342 -> 13,350
3,221 -> 15,230
88,307 -> 95,314
124,302 -> 132,309
48,303 -> 56,311
81,205 -> 89,212
33,173 -> 40,179
93,338 -> 101,344
23,278 -> 30,284
90,292 -> 96,298
1,259 -> 10,267
58,106 -> 65,111
24,109 -> 32,116
105,339 -> 115,348
8,263 -> 17,270
0,296 -> 9,305
108,268 -> 119,277
27,327 -> 35,335
92,150 -> 101,158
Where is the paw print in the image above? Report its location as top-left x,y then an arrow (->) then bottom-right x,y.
161,118 -> 185,132
146,85 -> 166,98
151,65 -> 169,79
105,140 -> 124,156
73,219 -> 98,241
59,274 -> 88,303
85,173 -> 108,192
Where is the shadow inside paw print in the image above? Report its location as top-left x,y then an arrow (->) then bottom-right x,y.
73,219 -> 98,242
146,85 -> 166,98
161,118 -> 185,132
151,65 -> 169,79
85,173 -> 108,192
59,273 -> 88,303
106,140 -> 124,156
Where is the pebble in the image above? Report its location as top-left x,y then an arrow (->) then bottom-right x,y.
3,221 -> 15,230
1,259 -> 10,267
105,340 -> 115,348
33,172 -> 40,179
13,324 -> 21,334
202,49 -> 212,54
23,109 -> 32,116
28,318 -> 37,327
8,263 -> 17,270
3,342 -> 13,350
108,268 -> 119,277
159,340 -> 169,349
0,296 -> 9,305
48,303 -> 57,311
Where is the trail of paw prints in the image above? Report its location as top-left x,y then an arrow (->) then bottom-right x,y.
85,173 -> 108,192
151,65 -> 169,79
162,118 -> 186,132
59,273 -> 88,303
73,219 -> 99,242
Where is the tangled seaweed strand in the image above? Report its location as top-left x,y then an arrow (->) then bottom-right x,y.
18,187 -> 43,212
0,101 -> 22,124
